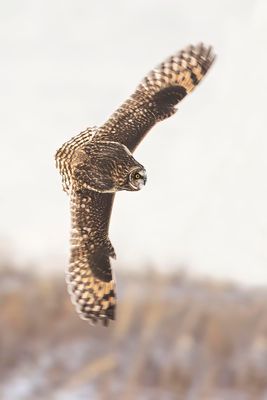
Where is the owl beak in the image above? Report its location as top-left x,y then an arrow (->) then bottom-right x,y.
137,170 -> 147,190
142,172 -> 147,185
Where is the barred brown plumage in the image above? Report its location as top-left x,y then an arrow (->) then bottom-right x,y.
94,43 -> 215,151
55,43 -> 215,325
55,127 -> 97,193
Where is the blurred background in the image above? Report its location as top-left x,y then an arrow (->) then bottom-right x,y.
1,0 -> 267,399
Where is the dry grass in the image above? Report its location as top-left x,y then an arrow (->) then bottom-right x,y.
1,264 -> 267,400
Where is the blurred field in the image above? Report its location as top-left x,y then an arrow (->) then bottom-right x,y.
1,262 -> 267,400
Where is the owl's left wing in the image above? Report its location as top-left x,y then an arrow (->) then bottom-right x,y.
67,188 -> 116,325
93,43 -> 215,152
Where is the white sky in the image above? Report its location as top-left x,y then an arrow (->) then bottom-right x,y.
0,0 -> 267,284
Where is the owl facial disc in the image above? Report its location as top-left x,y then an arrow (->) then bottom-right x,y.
129,167 -> 147,190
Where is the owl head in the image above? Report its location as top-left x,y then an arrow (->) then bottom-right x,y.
72,141 -> 147,193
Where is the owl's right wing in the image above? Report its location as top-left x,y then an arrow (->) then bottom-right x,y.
94,43 -> 215,152
67,187 -> 116,325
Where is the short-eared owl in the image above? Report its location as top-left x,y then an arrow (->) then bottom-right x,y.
56,43 -> 215,325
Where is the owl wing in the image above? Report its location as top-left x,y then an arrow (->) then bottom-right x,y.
93,43 -> 215,152
66,187 -> 116,326
55,126 -> 97,193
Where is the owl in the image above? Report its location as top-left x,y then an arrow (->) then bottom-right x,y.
56,43 -> 215,326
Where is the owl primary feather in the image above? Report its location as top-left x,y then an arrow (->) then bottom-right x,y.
55,43 -> 215,326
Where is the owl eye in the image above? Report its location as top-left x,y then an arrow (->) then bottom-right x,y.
134,172 -> 141,180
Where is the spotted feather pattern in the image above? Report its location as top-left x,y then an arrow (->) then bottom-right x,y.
55,127 -> 97,193
66,189 -> 116,325
55,43 -> 215,326
94,43 -> 215,151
